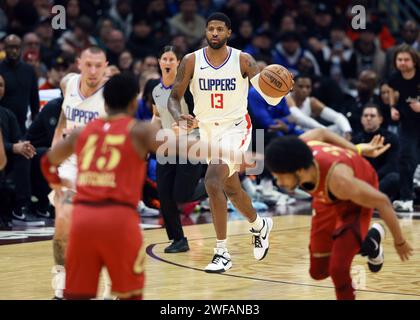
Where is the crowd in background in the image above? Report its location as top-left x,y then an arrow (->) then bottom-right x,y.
0,0 -> 419,228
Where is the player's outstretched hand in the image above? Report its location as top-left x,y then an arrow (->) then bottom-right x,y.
394,240 -> 413,262
359,134 -> 391,158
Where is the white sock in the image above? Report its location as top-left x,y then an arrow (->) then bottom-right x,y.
51,265 -> 66,299
250,215 -> 264,231
101,268 -> 113,299
216,239 -> 227,250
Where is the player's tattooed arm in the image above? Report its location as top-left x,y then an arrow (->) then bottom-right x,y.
168,54 -> 195,123
240,52 -> 259,80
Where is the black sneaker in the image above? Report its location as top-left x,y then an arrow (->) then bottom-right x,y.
12,206 -> 46,227
361,223 -> 385,273
164,238 -> 190,253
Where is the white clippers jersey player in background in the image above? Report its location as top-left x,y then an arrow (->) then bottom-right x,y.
168,12 -> 288,273
50,47 -> 109,299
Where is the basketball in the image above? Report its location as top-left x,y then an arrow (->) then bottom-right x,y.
258,64 -> 293,98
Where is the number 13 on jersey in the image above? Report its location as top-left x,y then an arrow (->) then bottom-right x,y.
211,93 -> 224,109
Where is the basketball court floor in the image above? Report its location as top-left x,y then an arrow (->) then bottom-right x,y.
0,202 -> 419,300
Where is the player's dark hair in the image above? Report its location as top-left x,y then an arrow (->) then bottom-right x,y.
103,73 -> 139,111
81,45 -> 106,58
160,45 -> 182,61
294,73 -> 313,83
206,12 -> 231,29
265,136 -> 314,173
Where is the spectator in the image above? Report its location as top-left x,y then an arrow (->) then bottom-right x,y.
0,34 -> 40,134
170,34 -> 189,56
95,17 -> 116,48
243,29 -> 272,64
0,74 -> 43,226
5,1 -> 39,36
308,2 -> 335,43
104,29 -> 126,66
118,50 -> 134,74
272,31 -> 320,76
342,70 -> 380,135
141,55 -> 159,74
24,97 -> 63,218
279,14 -> 296,35
353,24 -> 386,79
22,32 -> 48,83
229,19 -> 254,50
296,56 -> 347,109
136,77 -> 160,120
310,22 -> 357,91
65,0 -> 81,31
109,0 -> 133,38
145,0 -> 172,46
385,20 -> 420,78
248,86 -> 302,139
352,104 -> 400,201
388,45 -> 420,213
221,0 -> 262,34
127,16 -> 159,59
33,0 -> 52,21
169,0 -> 206,48
57,16 -> 98,56
34,17 -> 61,69
293,0 -> 315,37
378,81 -> 399,134
39,55 -> 69,90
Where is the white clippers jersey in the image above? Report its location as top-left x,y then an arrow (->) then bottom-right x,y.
190,47 -> 248,123
60,73 -> 106,172
62,73 -> 106,130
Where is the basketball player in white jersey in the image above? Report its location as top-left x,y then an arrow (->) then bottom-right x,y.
168,13 -> 274,273
50,46 -> 108,299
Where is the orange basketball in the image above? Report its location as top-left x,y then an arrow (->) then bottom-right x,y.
258,64 -> 293,98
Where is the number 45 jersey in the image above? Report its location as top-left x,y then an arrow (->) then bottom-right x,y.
73,116 -> 147,208
190,47 -> 248,124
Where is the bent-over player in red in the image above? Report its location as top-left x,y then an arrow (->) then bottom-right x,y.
265,128 -> 413,300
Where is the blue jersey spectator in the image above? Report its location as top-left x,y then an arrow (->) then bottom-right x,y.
248,87 -> 303,137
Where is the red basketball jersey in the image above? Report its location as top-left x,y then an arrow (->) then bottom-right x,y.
305,140 -> 378,206
73,116 -> 147,208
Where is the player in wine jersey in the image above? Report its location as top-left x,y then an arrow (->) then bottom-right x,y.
265,128 -> 413,300
168,13 -> 280,273
50,46 -> 108,299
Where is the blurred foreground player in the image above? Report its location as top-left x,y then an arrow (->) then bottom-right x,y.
265,128 -> 413,300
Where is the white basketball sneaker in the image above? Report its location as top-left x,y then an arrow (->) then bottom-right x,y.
51,265 -> 65,300
250,217 -> 273,260
204,248 -> 232,273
